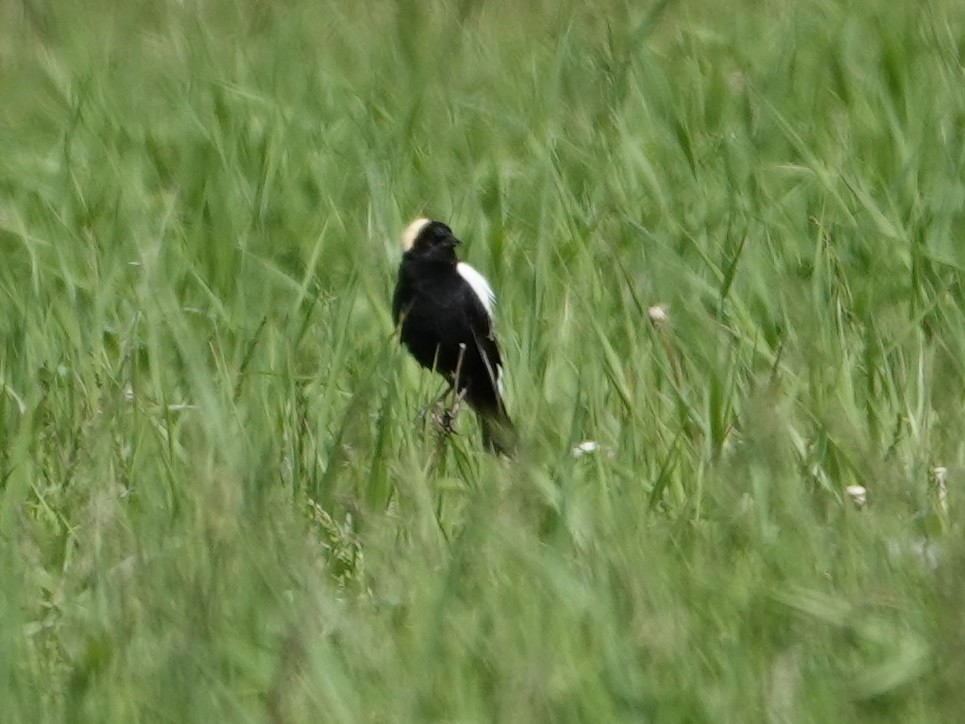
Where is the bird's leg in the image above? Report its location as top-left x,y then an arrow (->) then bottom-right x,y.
418,381 -> 453,423
417,347 -> 452,425
435,344 -> 468,435
435,381 -> 455,409
451,344 -> 467,404
433,344 -> 466,435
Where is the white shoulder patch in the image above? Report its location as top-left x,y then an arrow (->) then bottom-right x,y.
456,262 -> 495,317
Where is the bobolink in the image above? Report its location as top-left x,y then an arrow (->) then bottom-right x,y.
392,218 -> 515,455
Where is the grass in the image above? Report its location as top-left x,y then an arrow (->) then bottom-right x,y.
1,0 -> 964,720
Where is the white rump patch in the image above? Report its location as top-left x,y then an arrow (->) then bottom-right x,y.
457,262 -> 495,318
402,217 -> 431,251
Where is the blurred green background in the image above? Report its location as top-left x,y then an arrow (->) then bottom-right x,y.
1,0 -> 964,720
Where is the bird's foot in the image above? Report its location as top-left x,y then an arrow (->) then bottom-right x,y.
425,389 -> 466,439
432,409 -> 455,435
416,386 -> 468,445
430,401 -> 459,436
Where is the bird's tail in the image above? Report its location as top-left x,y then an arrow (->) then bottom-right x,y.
478,403 -> 517,457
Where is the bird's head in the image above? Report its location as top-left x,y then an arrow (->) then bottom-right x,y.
402,218 -> 460,261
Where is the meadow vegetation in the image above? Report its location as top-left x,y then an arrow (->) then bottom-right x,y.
1,0 -> 964,720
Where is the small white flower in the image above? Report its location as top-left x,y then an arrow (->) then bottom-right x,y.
572,441 -> 600,458
647,305 -> 669,324
846,485 -> 867,509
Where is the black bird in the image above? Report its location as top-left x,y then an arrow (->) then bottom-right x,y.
392,218 -> 515,454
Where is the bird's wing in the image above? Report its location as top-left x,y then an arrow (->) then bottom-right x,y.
456,261 -> 504,392
458,277 -> 504,397
470,326 -> 505,397
456,262 -> 495,318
